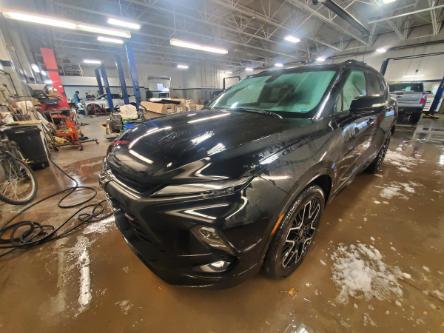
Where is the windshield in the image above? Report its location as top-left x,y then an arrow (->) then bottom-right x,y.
389,83 -> 424,93
210,69 -> 336,116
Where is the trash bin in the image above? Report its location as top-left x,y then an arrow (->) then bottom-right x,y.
4,125 -> 49,169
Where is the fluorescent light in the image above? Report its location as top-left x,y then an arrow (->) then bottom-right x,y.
284,35 -> 300,43
44,79 -> 53,84
170,38 -> 228,55
177,64 -> 189,69
402,74 -> 424,79
107,18 -> 140,30
274,63 -> 284,68
2,10 -> 131,38
382,0 -> 396,3
245,67 -> 254,72
31,64 -> 40,73
83,59 -> 102,65
224,71 -> 233,75
316,56 -> 326,62
77,24 -> 130,38
97,36 -> 124,44
376,47 -> 387,54
3,11 -> 76,29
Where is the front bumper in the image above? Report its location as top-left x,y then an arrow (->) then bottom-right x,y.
100,168 -> 268,288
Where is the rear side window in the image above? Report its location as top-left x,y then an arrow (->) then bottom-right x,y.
366,72 -> 385,96
336,70 -> 366,113
389,83 -> 424,92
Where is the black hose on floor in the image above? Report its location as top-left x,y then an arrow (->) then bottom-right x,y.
0,156 -> 113,258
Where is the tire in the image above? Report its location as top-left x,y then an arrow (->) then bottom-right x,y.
263,185 -> 325,279
366,135 -> 390,174
0,157 -> 37,205
409,111 -> 421,124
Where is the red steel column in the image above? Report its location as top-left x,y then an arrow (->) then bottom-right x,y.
40,48 -> 69,108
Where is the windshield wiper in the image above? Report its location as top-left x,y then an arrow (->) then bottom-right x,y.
231,107 -> 283,119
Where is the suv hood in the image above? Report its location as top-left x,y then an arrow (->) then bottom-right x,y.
106,109 -> 316,189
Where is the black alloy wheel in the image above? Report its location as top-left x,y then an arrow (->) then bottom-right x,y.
263,185 -> 325,278
366,135 -> 390,173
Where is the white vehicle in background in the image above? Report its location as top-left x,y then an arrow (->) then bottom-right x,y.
389,82 -> 427,124
84,93 -> 136,114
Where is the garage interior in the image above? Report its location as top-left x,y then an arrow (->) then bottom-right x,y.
0,0 -> 444,332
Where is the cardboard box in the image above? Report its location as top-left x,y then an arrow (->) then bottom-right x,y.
141,101 -> 176,114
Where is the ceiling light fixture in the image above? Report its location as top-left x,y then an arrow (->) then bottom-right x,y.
40,70 -> 47,76
274,63 -> 284,68
316,56 -> 326,62
376,47 -> 387,54
2,10 -> 131,38
224,71 -> 233,75
284,35 -> 301,43
83,59 -> 102,65
97,36 -> 124,44
245,67 -> 254,72
77,24 -> 130,38
177,64 -> 189,69
107,18 -> 141,30
382,0 -> 397,4
3,11 -> 76,29
170,38 -> 228,55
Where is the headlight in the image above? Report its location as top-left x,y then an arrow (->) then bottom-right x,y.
152,177 -> 251,197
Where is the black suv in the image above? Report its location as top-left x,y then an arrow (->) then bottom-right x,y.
100,60 -> 397,287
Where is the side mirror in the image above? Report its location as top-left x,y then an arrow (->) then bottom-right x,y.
350,96 -> 385,113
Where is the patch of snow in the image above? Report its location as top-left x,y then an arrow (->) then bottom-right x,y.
385,150 -> 423,172
115,300 -> 133,315
379,182 -> 418,200
330,243 -> 407,304
374,200 -> 381,204
362,313 -> 377,327
83,216 -> 115,235
422,266 -> 430,273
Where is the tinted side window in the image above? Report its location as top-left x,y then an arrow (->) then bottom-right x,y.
336,70 -> 366,113
366,72 -> 385,96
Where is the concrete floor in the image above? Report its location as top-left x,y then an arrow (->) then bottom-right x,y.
1,116 -> 443,332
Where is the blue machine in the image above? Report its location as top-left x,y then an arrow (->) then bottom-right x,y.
99,65 -> 114,110
124,44 -> 141,109
115,55 -> 130,105
94,68 -> 104,96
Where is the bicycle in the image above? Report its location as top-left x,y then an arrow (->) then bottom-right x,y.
0,134 -> 37,205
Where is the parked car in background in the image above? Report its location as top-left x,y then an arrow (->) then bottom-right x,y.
101,60 -> 397,287
389,82 -> 426,124
84,93 -> 136,114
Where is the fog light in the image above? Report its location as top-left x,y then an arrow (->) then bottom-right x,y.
191,226 -> 234,255
199,260 -> 231,273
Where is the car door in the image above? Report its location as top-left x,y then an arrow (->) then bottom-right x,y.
333,69 -> 371,187
362,71 -> 388,161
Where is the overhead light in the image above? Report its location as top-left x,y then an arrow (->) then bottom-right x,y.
170,38 -> 228,55
31,64 -> 40,73
177,64 -> 189,69
382,0 -> 396,4
83,59 -> 102,65
3,10 -> 76,29
274,63 -> 284,68
224,71 -> 233,75
376,47 -> 387,54
402,74 -> 424,79
107,18 -> 141,30
316,56 -> 326,62
77,24 -> 130,38
245,67 -> 254,72
44,79 -> 53,85
2,10 -> 131,38
284,35 -> 300,43
97,36 -> 124,44
40,70 -> 47,76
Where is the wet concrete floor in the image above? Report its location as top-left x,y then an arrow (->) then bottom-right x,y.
0,116 -> 443,332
